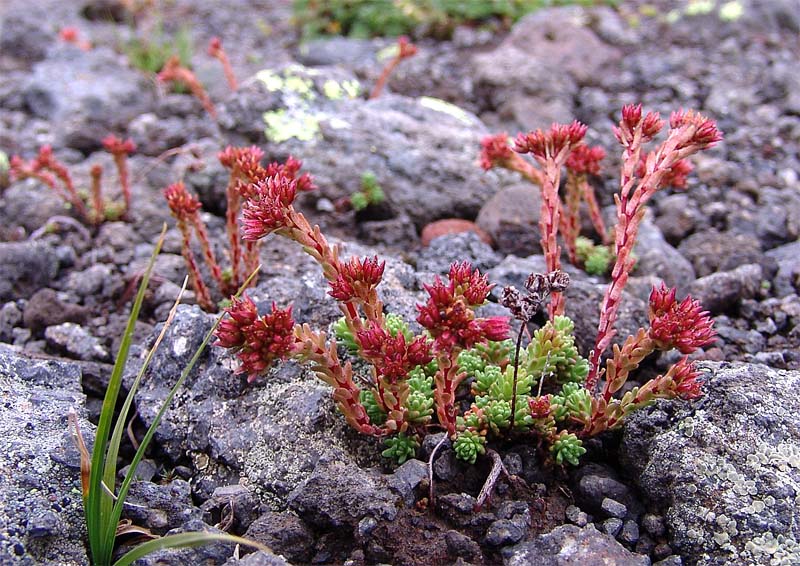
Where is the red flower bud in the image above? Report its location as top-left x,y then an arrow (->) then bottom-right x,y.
479,133 -> 513,171
566,144 -> 606,176
164,182 -> 202,221
648,283 -> 716,354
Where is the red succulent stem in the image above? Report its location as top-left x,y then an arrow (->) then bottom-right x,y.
189,212 -> 224,292
563,171 -> 582,265
294,324 -> 382,436
89,165 -> 104,225
600,328 -> 655,402
158,56 -> 217,119
177,218 -> 215,312
112,153 -> 131,218
225,178 -> 243,288
433,350 -> 465,436
369,36 -> 418,99
208,37 -> 238,91
539,157 -> 565,318
581,177 -> 609,245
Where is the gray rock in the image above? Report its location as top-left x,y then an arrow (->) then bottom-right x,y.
123,480 -> 203,534
600,497 -> 627,519
0,241 -> 59,302
766,240 -> 800,297
688,263 -> 763,314
601,518 -> 623,537
416,231 -> 500,275
63,264 -> 113,298
0,301 -> 22,342
45,322 -> 109,361
620,520 -> 640,546
634,217 -> 696,295
472,8 -> 621,131
125,519 -> 238,565
565,504 -> 589,527
678,229 -> 762,278
200,484 -> 262,533
0,8 -> 52,62
0,345 -> 88,565
485,518 -> 526,547
219,64 -> 511,229
23,288 -> 89,334
386,458 -> 428,506
244,510 -> 314,564
502,524 -> 649,565
655,194 -> 701,244
620,362 -> 800,565
23,47 -> 155,151
296,36 -> 378,68
572,463 -> 642,520
476,183 -> 544,257
445,529 -> 482,561
642,513 -> 666,537
287,455 -> 398,529
224,550 -> 292,566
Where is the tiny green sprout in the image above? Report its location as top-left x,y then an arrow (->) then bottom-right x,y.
382,433 -> 418,464
550,432 -> 586,466
453,429 -> 486,464
350,171 -> 386,211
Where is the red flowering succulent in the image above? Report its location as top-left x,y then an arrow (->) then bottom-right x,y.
417,262 -> 509,351
328,256 -> 385,302
357,322 -> 432,383
215,296 -> 296,382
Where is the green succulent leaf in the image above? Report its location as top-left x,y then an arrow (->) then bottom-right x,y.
382,433 -> 418,464
453,429 -> 485,464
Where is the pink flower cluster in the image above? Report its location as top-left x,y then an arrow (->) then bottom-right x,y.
648,284 -> 716,354
417,262 -> 510,351
357,323 -> 432,383
329,256 -> 385,302
215,295 -> 296,382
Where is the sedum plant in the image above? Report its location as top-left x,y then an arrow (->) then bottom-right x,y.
215,105 -> 720,475
10,139 -> 136,225
163,147 -> 314,312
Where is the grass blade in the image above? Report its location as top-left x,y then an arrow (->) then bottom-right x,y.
108,267 -> 260,545
87,225 -> 166,564
112,532 -> 270,566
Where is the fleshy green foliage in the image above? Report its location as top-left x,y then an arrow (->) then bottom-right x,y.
550,382 -> 592,422
350,171 -> 386,211
334,317 -> 361,353
293,0 -> 613,40
576,236 -> 613,275
124,23 -> 193,74
382,433 -> 419,464
525,316 -> 590,384
453,429 -> 486,464
360,389 -> 387,425
407,369 -> 435,423
550,432 -> 586,466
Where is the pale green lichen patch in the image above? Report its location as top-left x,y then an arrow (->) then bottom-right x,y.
718,1 -> 744,21
685,0 -> 715,16
263,109 -> 321,143
419,96 -> 474,125
323,78 -> 362,100
255,68 -> 316,100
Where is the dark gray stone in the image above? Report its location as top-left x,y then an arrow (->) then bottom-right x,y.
485,518 -> 526,547
417,231 -> 500,275
125,519 -> 238,565
23,288 -> 89,334
688,263 -> 763,314
445,530 -> 482,561
620,520 -> 640,545
0,242 -> 59,302
386,458 -> 428,506
601,518 -> 623,537
0,346 -> 88,564
642,513 -> 666,537
766,240 -> 800,297
23,47 -> 155,151
502,524 -> 649,566
244,511 -> 314,564
123,480 -> 203,534
565,505 -> 589,527
287,455 -> 398,529
600,497 -> 627,519
45,322 -> 109,361
621,362 -> 800,565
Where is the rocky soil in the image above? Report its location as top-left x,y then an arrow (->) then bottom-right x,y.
0,0 -> 798,565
